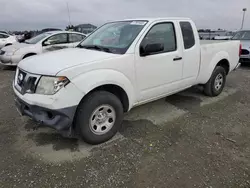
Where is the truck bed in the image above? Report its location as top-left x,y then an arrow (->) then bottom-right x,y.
197,40 -> 240,84
200,40 -> 231,45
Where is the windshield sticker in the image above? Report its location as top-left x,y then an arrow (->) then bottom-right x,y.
130,21 -> 147,26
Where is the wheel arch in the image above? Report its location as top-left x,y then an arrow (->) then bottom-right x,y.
216,59 -> 230,75
71,82 -> 131,132
85,84 -> 129,112
70,69 -> 136,112
199,51 -> 230,84
23,53 -> 37,59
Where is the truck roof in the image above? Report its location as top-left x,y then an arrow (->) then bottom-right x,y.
122,17 -> 192,22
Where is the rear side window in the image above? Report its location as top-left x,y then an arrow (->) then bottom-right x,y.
45,33 -> 68,45
0,34 -> 9,39
180,22 -> 195,49
69,34 -> 85,43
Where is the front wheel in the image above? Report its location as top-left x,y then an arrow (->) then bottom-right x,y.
204,66 -> 226,97
74,91 -> 124,145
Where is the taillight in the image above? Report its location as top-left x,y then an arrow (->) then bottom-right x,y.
239,44 -> 242,56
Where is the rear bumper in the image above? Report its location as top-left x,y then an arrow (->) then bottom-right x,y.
239,58 -> 250,63
13,79 -> 84,133
15,94 -> 77,131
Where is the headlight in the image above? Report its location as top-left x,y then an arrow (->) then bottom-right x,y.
36,76 -> 69,95
5,49 -> 19,56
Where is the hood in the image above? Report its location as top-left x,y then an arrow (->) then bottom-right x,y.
240,40 -> 250,50
2,42 -> 31,52
18,48 -> 119,75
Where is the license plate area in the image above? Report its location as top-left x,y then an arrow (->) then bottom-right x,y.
14,98 -> 23,116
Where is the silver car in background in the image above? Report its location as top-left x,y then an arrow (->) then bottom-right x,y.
232,30 -> 250,64
0,31 -> 86,66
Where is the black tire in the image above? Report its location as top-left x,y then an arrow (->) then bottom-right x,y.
204,66 -> 226,97
5,43 -> 12,46
74,91 -> 124,145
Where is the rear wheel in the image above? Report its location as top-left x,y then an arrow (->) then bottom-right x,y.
74,91 -> 123,145
204,66 -> 226,97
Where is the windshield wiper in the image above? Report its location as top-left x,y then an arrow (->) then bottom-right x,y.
78,45 -> 111,53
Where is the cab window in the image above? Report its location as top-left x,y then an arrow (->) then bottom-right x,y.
0,34 -> 9,39
180,22 -> 195,49
69,34 -> 85,43
140,22 -> 177,55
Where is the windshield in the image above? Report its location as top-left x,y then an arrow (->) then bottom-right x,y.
232,31 -> 250,40
25,33 -> 51,44
78,20 -> 148,54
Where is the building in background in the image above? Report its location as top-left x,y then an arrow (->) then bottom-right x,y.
73,24 -> 97,35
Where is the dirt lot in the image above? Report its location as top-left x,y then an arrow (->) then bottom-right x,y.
0,65 -> 250,188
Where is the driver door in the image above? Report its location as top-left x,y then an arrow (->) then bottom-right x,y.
135,21 -> 183,102
42,33 -> 69,52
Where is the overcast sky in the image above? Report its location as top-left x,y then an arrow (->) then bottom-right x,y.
0,0 -> 249,31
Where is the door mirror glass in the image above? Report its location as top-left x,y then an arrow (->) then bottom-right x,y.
43,40 -> 51,46
140,43 -> 164,56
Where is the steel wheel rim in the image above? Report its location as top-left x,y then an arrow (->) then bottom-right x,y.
89,104 -> 116,135
214,73 -> 223,91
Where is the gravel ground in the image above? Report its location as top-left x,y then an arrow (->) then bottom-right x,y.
0,66 -> 250,188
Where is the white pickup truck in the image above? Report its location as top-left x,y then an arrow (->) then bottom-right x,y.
13,18 -> 241,144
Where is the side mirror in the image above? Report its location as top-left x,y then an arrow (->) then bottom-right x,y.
43,40 -> 51,46
140,43 -> 164,56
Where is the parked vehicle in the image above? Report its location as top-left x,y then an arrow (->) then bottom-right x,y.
0,33 -> 17,49
13,18 -> 241,144
214,31 -> 235,40
0,31 -> 10,35
232,30 -> 250,63
0,31 -> 86,66
17,31 -> 33,43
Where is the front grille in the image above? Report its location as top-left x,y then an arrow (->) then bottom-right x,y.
15,68 -> 40,95
241,49 -> 250,55
0,50 -> 5,55
17,70 -> 27,88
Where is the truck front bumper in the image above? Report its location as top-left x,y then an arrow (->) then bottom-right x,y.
15,95 -> 77,131
13,81 -> 84,133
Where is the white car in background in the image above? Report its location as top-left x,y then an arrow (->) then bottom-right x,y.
0,31 -> 86,66
0,33 -> 17,49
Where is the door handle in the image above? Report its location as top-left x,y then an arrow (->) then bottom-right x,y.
173,57 -> 182,61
